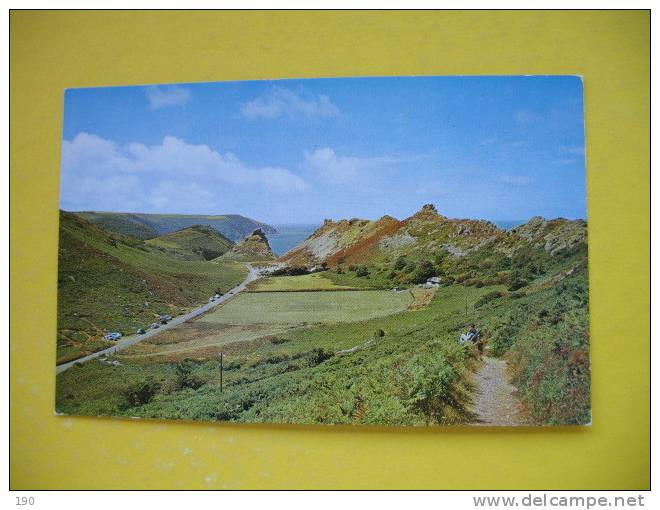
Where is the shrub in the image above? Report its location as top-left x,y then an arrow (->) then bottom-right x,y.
264,353 -> 291,364
394,256 -> 407,270
474,290 -> 504,308
269,337 -> 290,345
356,266 -> 369,277
508,269 -> 529,291
122,379 -> 160,408
307,348 -> 334,366
374,329 -> 386,337
411,260 -> 435,284
405,352 -> 459,423
175,359 -> 205,390
271,266 -> 309,276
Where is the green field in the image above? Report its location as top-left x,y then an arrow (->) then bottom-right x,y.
201,290 -> 413,325
248,272 -> 359,291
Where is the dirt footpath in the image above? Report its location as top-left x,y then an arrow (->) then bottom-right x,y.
471,356 -> 527,426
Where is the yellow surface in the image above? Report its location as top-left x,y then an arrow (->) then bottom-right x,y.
10,11 -> 650,489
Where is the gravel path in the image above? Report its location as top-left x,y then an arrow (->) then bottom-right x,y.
471,356 -> 526,426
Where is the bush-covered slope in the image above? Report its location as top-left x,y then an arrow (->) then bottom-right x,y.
145,225 -> 234,260
56,212 -> 248,364
282,203 -> 587,290
74,211 -> 277,241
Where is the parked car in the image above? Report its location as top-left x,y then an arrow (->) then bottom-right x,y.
150,322 -> 160,329
137,328 -> 146,334
159,315 -> 172,324
104,332 -> 122,341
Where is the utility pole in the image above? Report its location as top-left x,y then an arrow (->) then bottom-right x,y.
220,352 -> 223,393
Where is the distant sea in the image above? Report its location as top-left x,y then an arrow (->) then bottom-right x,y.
494,220 -> 526,230
266,220 -> 526,256
267,224 -> 321,256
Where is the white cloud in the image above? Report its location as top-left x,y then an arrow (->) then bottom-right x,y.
499,174 -> 532,186
304,147 -> 407,186
145,85 -> 191,110
241,87 -> 340,120
60,132 -> 308,213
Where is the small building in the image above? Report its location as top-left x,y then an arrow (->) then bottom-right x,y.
426,276 -> 442,286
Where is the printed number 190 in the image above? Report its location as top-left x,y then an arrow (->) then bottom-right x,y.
16,497 -> 34,506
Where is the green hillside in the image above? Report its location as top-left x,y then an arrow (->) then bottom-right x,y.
73,211 -> 277,241
56,204 -> 590,426
56,212 -> 248,364
145,225 -> 234,260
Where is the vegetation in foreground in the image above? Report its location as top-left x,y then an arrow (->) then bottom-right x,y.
56,263 -> 589,425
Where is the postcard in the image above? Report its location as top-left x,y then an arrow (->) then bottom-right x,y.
55,76 -> 589,426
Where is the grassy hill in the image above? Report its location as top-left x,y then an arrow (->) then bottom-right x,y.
145,225 -> 234,261
56,212 -> 248,364
73,211 -> 277,242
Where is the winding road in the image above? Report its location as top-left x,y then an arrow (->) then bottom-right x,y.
56,264 -> 264,375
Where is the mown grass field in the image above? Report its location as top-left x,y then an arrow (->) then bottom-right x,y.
247,272 -> 358,291
202,290 -> 412,325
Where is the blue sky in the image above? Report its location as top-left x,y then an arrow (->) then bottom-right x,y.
61,76 -> 586,224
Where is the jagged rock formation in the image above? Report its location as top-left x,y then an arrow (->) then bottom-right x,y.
222,228 -> 275,261
513,216 -> 587,255
279,204 -> 587,267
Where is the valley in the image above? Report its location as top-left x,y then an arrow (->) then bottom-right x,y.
55,204 -> 590,426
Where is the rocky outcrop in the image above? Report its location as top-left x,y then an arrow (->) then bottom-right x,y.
515,217 -> 587,255
222,228 -> 275,261
279,203 -> 586,268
